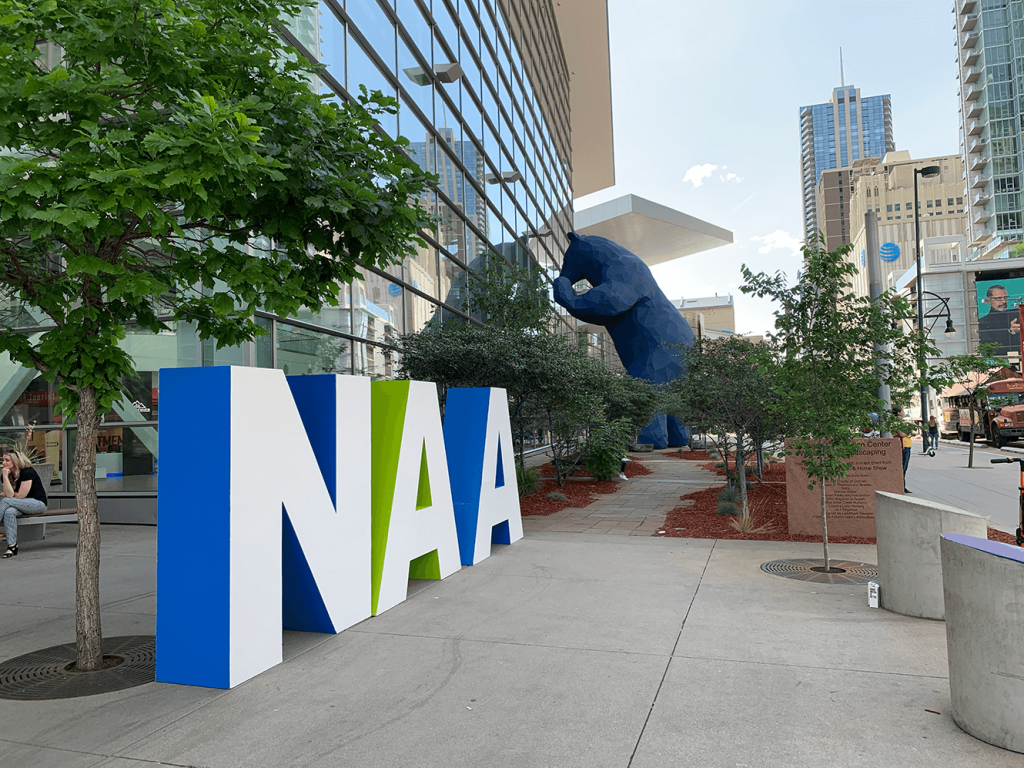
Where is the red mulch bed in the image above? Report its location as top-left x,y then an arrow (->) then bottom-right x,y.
988,528 -> 1017,545
663,449 -> 713,461
656,462 -> 1014,545
520,456 -> 649,516
699,460 -> 787,485
624,458 -> 653,477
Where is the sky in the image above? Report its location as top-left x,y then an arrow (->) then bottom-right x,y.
574,0 -> 961,336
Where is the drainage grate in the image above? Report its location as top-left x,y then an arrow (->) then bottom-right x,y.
760,559 -> 878,585
0,635 -> 155,700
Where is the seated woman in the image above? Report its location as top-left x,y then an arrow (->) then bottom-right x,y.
1,450 -> 48,558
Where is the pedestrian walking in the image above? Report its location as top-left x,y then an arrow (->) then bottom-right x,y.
893,408 -> 913,493
928,415 -> 939,452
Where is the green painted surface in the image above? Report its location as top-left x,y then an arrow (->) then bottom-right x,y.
416,440 -> 432,510
370,380 -> 410,615
409,548 -> 440,580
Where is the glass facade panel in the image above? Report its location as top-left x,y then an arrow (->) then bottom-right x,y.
68,425 -> 159,494
314,2 -> 347,94
0,0 -> 575,510
275,321 -> 350,376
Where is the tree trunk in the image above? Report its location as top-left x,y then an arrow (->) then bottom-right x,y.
737,432 -> 749,519
547,412 -> 563,486
820,480 -> 830,573
74,386 -> 103,671
968,406 -> 976,469
755,442 -> 764,483
723,434 -> 733,488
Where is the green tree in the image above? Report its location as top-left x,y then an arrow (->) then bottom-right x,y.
602,372 -> 662,442
937,344 -> 1006,468
398,260 -> 646,484
741,236 -> 940,572
670,336 -> 787,520
0,0 -> 432,669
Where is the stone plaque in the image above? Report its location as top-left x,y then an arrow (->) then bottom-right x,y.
786,438 -> 905,538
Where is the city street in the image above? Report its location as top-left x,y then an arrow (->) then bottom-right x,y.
906,438 -> 1022,535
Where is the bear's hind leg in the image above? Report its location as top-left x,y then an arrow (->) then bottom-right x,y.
666,416 -> 690,448
637,413 -> 668,450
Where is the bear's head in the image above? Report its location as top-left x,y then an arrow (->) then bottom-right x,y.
558,231 -> 641,287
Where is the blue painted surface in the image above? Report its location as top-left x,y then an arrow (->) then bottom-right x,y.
283,375 -> 339,632
553,232 -> 693,448
443,388 -> 490,565
942,533 -> 1024,563
287,375 -> 337,506
156,367 -> 231,689
282,509 -> 335,633
495,440 -> 505,488
491,519 -> 511,545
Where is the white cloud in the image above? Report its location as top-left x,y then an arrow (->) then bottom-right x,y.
683,163 -> 718,188
750,230 -> 803,257
718,172 -> 743,183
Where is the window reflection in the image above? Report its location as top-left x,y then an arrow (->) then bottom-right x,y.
69,425 -> 158,494
347,36 -> 398,137
346,0 -> 396,73
275,321 -> 350,376
315,1 -> 347,95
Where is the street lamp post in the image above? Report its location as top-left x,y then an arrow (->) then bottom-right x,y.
914,164 -> 942,449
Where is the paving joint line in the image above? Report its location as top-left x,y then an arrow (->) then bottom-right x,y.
627,538 -> 717,767
665,652 -> 951,680
343,628 -> 678,659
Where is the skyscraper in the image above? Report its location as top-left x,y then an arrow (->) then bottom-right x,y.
799,85 -> 894,243
955,0 -> 1023,253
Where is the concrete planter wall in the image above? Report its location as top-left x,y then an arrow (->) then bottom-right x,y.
940,534 -> 1024,754
874,491 -> 987,620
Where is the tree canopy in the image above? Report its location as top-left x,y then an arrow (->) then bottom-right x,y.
670,336 -> 787,518
741,235 -> 939,570
0,0 -> 433,669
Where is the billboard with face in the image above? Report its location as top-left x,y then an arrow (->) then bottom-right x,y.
976,277 -> 1024,357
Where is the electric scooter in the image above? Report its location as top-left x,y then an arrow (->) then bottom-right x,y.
990,456 -> 1024,547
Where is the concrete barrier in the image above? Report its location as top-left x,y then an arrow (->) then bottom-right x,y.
940,534 -> 1024,754
874,492 -> 987,620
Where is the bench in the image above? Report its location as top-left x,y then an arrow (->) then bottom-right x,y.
1,508 -> 79,543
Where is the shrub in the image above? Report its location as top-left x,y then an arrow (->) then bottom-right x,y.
516,465 -> 541,498
585,418 -> 633,481
715,501 -> 741,516
546,491 -> 569,501
714,460 -> 726,468
709,451 -> 720,460
718,487 -> 739,504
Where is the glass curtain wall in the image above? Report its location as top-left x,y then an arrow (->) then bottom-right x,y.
0,0 -> 575,506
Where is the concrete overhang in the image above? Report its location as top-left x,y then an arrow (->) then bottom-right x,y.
574,194 -> 734,267
552,0 -> 615,198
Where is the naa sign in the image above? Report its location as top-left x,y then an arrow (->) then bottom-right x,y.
155,367 -> 522,689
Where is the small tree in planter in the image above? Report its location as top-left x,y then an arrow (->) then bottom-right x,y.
741,235 -> 941,572
669,336 -> 787,523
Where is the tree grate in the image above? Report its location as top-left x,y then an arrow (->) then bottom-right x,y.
0,635 -> 155,700
760,559 -> 878,585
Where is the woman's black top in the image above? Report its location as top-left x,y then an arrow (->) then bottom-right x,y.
14,466 -> 48,504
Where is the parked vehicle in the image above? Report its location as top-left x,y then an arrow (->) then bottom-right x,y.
982,378 -> 1024,448
939,368 -> 1024,447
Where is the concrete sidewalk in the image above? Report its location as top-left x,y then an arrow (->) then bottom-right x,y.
0,451 -> 1019,767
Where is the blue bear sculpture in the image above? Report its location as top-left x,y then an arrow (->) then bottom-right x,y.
553,232 -> 693,448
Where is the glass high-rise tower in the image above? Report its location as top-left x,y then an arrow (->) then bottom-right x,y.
799,85 -> 894,243
956,0 -> 1024,252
